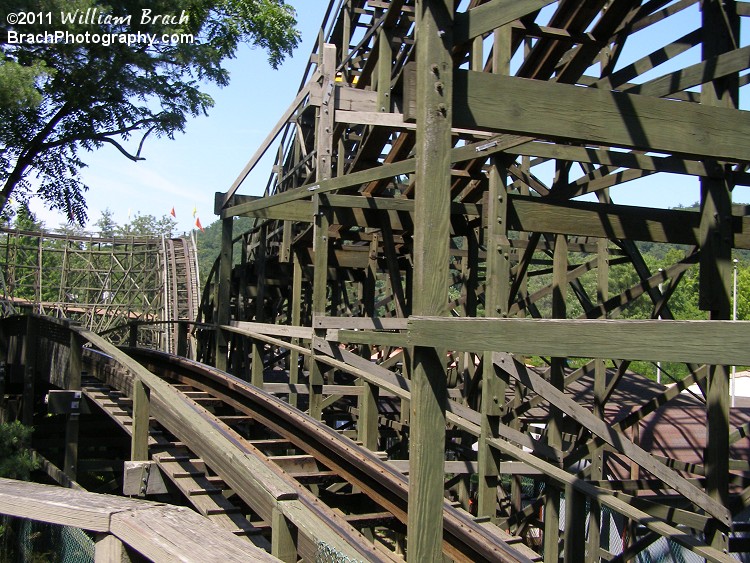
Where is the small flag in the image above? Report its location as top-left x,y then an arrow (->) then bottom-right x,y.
170,207 -> 176,217
195,217 -> 205,232
192,205 -> 197,218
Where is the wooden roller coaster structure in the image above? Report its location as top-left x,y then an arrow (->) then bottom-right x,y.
3,0 -> 750,562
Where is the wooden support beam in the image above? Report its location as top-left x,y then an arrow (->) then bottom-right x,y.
494,353 -> 730,526
407,1 -> 453,560
215,218 -> 233,372
452,70 -> 750,162
0,477 -> 276,562
130,378 -> 150,462
272,503 -> 298,562
64,331 -> 83,481
453,0 -> 557,44
404,317 -> 750,366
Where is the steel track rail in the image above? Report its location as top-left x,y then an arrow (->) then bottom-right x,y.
122,347 -> 537,563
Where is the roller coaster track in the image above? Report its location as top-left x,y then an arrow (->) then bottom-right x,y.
80,345 -> 539,562
162,237 -> 201,354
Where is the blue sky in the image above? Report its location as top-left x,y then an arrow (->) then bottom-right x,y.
29,0 -> 325,233
27,1 -> 749,233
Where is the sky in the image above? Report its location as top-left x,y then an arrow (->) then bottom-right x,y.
29,0 -> 326,234
26,1 -> 750,234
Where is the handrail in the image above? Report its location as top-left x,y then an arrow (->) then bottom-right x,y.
0,477 -> 277,562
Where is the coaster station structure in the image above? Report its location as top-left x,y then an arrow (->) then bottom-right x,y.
202,0 -> 750,561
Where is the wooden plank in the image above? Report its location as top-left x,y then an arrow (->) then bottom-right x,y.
230,321 -> 313,340
453,70 -> 750,162
110,504 -> 275,562
313,316 -> 408,330
78,329 -> 300,524
0,477 -> 148,532
622,45 -> 750,99
222,134 -> 529,218
406,317 -> 750,365
508,195 -> 702,245
409,1 -> 454,560
453,0 -> 557,44
95,533 -> 130,563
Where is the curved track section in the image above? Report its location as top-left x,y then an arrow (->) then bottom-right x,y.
83,346 -> 537,563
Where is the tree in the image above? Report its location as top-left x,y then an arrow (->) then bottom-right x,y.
1,0 -> 299,224
0,421 -> 37,480
117,212 -> 177,237
94,208 -> 118,237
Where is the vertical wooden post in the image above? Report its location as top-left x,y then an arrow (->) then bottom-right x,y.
130,378 -> 150,462
408,0 -> 452,560
289,253 -> 303,408
310,197 -> 330,420
377,26 -> 392,113
544,233 -> 567,562
271,505 -> 297,562
128,322 -> 138,348
176,322 -> 188,358
64,330 -> 84,481
478,156 -> 508,519
587,237 -> 609,563
95,533 -> 131,563
358,235 -> 379,450
478,23 -> 511,519
22,316 -> 36,427
309,44 -> 336,420
700,0 -> 737,552
215,217 -> 233,372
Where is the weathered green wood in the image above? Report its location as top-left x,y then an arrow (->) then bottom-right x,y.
215,218 -> 233,372
406,317 -> 750,365
377,27 -> 392,112
64,332 -> 84,481
509,195 -> 704,245
453,70 -> 750,162
544,233 -> 566,562
272,504 -> 297,562
480,438 -> 736,563
453,0 -> 557,44
130,378 -> 150,462
222,134 -> 528,218
495,351 -> 732,524
623,44 -> 750,98
22,317 -> 37,427
701,0 -> 738,551
408,2 -> 453,560
593,29 -> 702,92
587,236 -> 608,563
310,196 -> 330,420
288,254 -> 303,406
478,153 -> 509,515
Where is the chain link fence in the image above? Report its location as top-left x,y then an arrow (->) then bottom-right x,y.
0,516 -> 94,563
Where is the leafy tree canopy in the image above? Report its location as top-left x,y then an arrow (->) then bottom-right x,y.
1,0 -> 299,224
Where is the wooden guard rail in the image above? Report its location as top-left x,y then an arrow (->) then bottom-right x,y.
0,477 -> 277,562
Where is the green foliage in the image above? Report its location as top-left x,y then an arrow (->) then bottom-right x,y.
1,0 -> 299,224
116,212 -> 177,238
93,208 -> 117,237
0,421 -> 38,480
194,215 -> 253,276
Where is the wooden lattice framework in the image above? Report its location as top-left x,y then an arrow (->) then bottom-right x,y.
0,227 -> 200,350
204,0 -> 750,561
